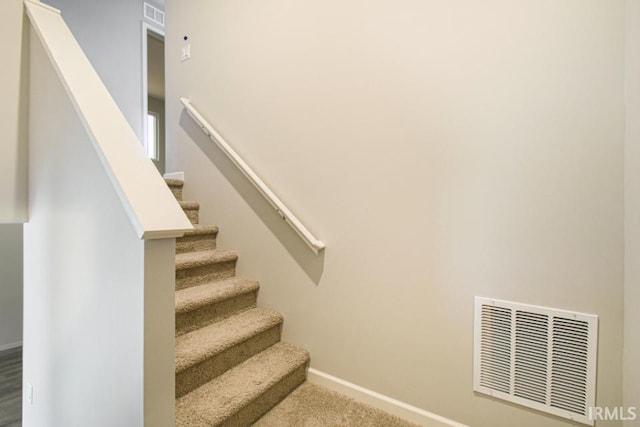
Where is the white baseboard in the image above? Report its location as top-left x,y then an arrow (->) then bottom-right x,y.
163,171 -> 185,180
0,341 -> 22,352
307,368 -> 468,427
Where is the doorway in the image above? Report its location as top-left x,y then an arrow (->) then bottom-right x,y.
142,24 -> 165,174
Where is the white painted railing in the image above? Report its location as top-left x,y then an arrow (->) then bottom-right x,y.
25,0 -> 193,239
180,98 -> 325,254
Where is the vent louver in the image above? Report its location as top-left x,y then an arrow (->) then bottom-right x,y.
474,297 -> 598,426
143,3 -> 165,27
479,305 -> 511,394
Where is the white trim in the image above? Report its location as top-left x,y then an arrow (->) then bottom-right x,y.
163,171 -> 185,181
141,22 -> 165,156
0,341 -> 22,352
307,368 -> 469,427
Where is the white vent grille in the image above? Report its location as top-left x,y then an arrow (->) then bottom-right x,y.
144,3 -> 165,27
479,305 -> 511,394
474,297 -> 598,425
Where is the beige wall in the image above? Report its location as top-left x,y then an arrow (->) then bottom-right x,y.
0,0 -> 27,355
0,224 -> 23,350
625,1 -> 640,425
166,1 -> 625,425
0,0 -> 28,222
148,35 -> 165,100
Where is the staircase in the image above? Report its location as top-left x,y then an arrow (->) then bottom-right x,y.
167,178 -> 310,426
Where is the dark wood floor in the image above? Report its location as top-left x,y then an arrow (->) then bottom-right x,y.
0,347 -> 22,427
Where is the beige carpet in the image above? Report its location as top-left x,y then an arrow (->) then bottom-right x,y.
169,178 -> 310,426
169,178 -> 419,426
254,382 -> 421,427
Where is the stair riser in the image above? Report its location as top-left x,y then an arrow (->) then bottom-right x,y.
176,325 -> 282,398
176,291 -> 258,337
176,234 -> 217,254
183,208 -> 199,225
219,363 -> 308,426
176,261 -> 236,290
169,186 -> 183,201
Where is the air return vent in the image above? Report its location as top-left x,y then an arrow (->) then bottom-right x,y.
143,3 -> 164,27
473,297 -> 598,425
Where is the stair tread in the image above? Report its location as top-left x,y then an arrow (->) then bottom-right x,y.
179,200 -> 200,210
175,277 -> 259,314
176,307 -> 283,373
175,342 -> 309,426
176,249 -> 238,270
181,224 -> 219,237
165,178 -> 184,188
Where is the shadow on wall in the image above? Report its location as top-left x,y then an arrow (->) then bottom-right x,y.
180,112 -> 325,284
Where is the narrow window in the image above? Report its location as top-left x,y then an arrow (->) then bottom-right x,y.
146,112 -> 159,160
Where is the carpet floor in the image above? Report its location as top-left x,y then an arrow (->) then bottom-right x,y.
254,382 -> 420,427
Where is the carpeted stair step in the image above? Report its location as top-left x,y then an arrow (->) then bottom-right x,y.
177,224 -> 218,254
175,277 -> 259,337
165,178 -> 184,201
180,201 -> 200,224
175,342 -> 310,427
175,307 -> 284,398
176,249 -> 238,290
